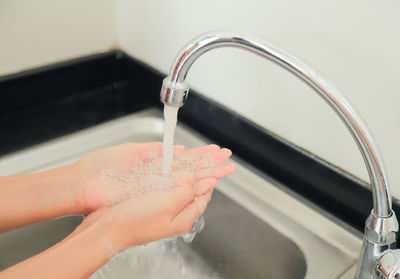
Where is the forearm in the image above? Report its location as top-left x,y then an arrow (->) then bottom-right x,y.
0,220 -> 113,279
0,164 -> 86,232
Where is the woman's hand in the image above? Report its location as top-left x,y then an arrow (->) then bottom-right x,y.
0,169 -> 231,279
0,142 -> 233,232
74,142 -> 234,214
70,143 -> 236,253
0,142 -> 235,279
74,180 -> 214,255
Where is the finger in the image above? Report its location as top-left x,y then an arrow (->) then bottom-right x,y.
184,144 -> 220,158
195,163 -> 236,180
194,177 -> 217,195
194,148 -> 232,169
213,148 -> 232,162
172,191 -> 212,234
165,176 -> 195,214
198,187 -> 214,204
203,187 -> 214,203
173,145 -> 185,152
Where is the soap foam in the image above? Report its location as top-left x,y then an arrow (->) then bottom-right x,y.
100,151 -> 220,206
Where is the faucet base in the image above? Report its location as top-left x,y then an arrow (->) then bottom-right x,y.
356,211 -> 399,279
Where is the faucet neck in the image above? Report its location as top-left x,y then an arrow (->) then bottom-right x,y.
161,31 -> 392,218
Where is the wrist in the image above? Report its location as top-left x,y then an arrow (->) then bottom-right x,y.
85,208 -> 128,255
87,218 -> 121,259
99,207 -> 143,253
56,162 -> 88,215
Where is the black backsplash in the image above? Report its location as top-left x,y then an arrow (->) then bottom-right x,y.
1,50 -> 397,232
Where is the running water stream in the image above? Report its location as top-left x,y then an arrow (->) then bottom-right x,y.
162,105 -> 179,175
162,104 -> 205,243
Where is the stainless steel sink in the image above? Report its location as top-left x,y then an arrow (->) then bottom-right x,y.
0,108 -> 361,278
185,191 -> 306,278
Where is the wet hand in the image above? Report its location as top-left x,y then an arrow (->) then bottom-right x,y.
72,176 -> 214,255
73,143 -> 235,214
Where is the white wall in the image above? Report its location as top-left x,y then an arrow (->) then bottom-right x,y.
116,0 -> 400,196
0,0 -> 117,76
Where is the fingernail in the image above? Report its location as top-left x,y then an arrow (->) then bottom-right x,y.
220,148 -> 232,157
209,144 -> 220,150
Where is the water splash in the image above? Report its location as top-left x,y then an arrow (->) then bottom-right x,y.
90,238 -> 187,279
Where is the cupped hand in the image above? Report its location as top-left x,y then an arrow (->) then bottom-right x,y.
74,142 -> 235,213
72,176 -> 213,255
70,143 -> 236,254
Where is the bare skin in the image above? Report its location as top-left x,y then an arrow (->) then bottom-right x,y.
0,142 -> 235,279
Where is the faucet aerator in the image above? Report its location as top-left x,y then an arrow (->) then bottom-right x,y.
160,78 -> 189,108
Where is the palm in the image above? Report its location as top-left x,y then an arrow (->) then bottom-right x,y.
76,142 -> 234,212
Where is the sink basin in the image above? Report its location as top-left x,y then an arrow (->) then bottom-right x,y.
185,191 -> 306,278
0,108 -> 361,278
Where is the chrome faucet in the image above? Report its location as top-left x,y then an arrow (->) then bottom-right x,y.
160,31 -> 399,278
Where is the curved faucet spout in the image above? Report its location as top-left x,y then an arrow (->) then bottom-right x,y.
160,31 -> 391,219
